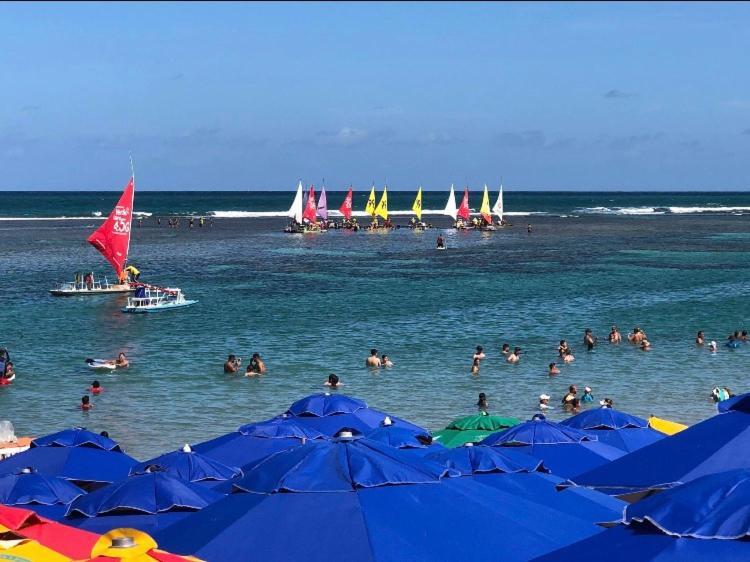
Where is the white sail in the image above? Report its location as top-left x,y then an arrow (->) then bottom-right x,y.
443,184 -> 457,220
288,181 -> 304,223
492,184 -> 504,222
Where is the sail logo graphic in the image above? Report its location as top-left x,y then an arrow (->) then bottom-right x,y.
113,205 -> 131,234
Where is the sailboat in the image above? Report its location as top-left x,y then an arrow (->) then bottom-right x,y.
317,185 -> 328,224
411,186 -> 423,228
493,184 -> 504,225
443,184 -> 457,221
284,181 -> 305,233
456,187 -> 471,228
50,174 -> 137,296
480,184 -> 495,230
339,186 -> 353,221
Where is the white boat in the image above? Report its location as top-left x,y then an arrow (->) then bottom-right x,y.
122,286 -> 197,313
50,274 -> 133,296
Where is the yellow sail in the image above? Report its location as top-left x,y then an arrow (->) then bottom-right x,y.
375,186 -> 389,219
365,185 -> 377,216
480,184 -> 492,223
412,186 -> 423,221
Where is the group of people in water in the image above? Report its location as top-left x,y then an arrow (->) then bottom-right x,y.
155,216 -> 214,229
223,353 -> 267,377
79,352 -> 129,410
696,329 -> 749,352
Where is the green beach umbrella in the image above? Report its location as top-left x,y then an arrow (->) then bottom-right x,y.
432,413 -> 520,448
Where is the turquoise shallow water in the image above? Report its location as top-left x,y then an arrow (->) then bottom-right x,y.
1,192 -> 749,460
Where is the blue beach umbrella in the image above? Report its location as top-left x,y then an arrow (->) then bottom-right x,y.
559,408 -> 666,452
284,393 -> 428,437
154,434 -> 604,562
64,471 -> 223,535
0,446 -> 137,490
0,469 -> 86,520
567,405 -> 750,499
31,427 -> 123,452
717,392 -> 750,413
533,469 -> 750,562
426,444 -> 625,524
192,416 -> 328,469
130,445 -> 241,483
480,416 -> 625,478
365,424 -> 444,455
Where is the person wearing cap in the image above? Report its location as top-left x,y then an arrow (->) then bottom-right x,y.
506,347 -> 521,363
581,386 -> 594,403
708,340 -> 718,353
548,362 -> 560,376
562,385 -> 577,408
539,394 -> 552,410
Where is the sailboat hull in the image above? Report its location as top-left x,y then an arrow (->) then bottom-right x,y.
50,284 -> 134,297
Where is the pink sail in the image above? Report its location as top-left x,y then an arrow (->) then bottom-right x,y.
302,185 -> 317,223
317,186 -> 328,220
339,187 -> 353,220
457,187 -> 470,220
86,177 -> 134,276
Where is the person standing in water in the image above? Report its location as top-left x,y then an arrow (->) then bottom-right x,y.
366,349 -> 381,368
696,331 -> 705,346
473,346 -> 486,362
548,362 -> 560,376
527,223 -> 533,233
506,347 -> 521,363
436,234 -> 445,249
476,392 -> 489,412
471,358 -> 480,374
609,325 -> 622,344
583,329 -> 597,351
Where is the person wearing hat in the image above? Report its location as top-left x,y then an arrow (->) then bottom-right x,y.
539,394 -> 552,410
708,340 -> 718,353
581,386 -> 594,403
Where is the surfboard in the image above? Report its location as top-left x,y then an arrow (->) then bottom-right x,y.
86,359 -> 117,370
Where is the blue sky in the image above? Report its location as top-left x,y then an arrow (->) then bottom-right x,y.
1,1 -> 749,190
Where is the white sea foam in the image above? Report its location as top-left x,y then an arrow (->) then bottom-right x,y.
667,206 -> 750,214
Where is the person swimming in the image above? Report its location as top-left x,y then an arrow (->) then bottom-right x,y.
708,340 -> 718,353
115,352 -> 129,368
381,354 -> 394,368
696,331 -> 705,346
476,392 -> 489,412
471,358 -> 480,374
436,234 -> 446,249
640,339 -> 651,351
548,362 -> 560,376
711,387 -> 729,403
608,325 -> 622,344
581,386 -> 594,403
366,349 -> 381,368
501,343 -> 510,356
1,362 -> 15,380
599,398 -> 614,409
90,381 -> 103,395
324,373 -> 342,388
506,347 -> 521,363
562,349 -> 575,363
539,394 -> 552,410
80,395 -> 93,411
473,346 -> 486,361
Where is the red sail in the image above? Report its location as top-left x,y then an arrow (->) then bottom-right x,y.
86,177 -> 134,276
339,186 -> 353,220
457,187 -> 470,220
302,185 -> 317,223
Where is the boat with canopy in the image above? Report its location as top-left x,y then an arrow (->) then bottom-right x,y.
50,172 -> 136,296
122,286 -> 197,313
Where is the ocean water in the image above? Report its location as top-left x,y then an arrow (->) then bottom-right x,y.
1,191 -> 749,460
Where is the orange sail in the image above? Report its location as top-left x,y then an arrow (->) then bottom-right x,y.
86,177 -> 134,276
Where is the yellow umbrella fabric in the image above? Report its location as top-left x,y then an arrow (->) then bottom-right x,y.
0,529 -> 72,562
648,415 -> 688,435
